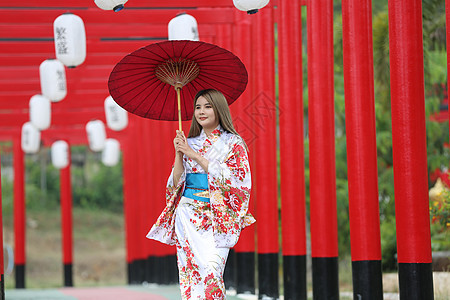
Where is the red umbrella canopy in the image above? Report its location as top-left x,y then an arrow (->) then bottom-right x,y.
108,40 -> 248,121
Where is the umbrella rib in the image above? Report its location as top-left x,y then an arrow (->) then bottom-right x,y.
199,72 -> 246,89
144,80 -> 171,119
141,46 -> 171,61
182,87 -> 193,121
178,40 -> 199,59
113,75 -> 163,109
131,79 -> 169,116
110,68 -> 155,81
111,73 -> 160,96
155,84 -> 173,120
193,76 -> 240,100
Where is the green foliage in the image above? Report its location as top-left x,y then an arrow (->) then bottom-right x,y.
24,151 -> 61,210
71,147 -> 124,212
422,0 -> 446,51
429,187 -> 450,251
1,175 -> 14,214
1,146 -> 124,213
380,218 -> 397,270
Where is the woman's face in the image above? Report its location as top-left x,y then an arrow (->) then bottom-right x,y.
194,96 -> 219,130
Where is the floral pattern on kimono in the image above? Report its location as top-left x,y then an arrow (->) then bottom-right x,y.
175,196 -> 228,299
146,124 -> 255,248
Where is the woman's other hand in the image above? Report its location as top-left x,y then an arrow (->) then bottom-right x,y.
174,130 -> 197,159
173,130 -> 185,157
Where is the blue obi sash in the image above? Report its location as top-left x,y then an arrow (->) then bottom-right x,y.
183,173 -> 210,202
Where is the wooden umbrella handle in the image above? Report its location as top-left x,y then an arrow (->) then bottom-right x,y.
175,86 -> 182,131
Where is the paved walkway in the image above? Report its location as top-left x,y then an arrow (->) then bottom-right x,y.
5,286 -> 406,300
5,285 -> 245,300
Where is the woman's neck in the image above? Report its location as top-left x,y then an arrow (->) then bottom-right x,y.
203,123 -> 219,138
204,128 -> 214,138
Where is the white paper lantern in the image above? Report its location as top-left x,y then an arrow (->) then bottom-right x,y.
94,0 -> 128,12
39,59 -> 67,102
233,0 -> 270,14
104,96 -> 128,131
168,13 -> 199,41
51,140 -> 69,169
102,138 -> 120,166
86,120 -> 106,152
21,122 -> 41,154
53,13 -> 86,68
29,95 -> 51,130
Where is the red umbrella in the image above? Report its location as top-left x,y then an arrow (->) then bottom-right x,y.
108,40 -> 248,130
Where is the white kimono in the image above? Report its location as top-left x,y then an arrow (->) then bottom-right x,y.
146,125 -> 255,299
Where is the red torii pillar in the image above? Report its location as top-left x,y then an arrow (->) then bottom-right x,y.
141,119 -> 157,284
231,10 -> 256,295
134,117 -> 148,283
13,135 -> 26,289
342,0 -> 383,298
307,0 -> 339,298
60,142 -> 73,287
145,120 -> 159,284
0,153 -> 5,298
161,121 -> 179,285
215,23 -> 238,290
388,0 -> 434,298
252,6 -> 279,299
278,0 -> 307,299
122,116 -> 141,284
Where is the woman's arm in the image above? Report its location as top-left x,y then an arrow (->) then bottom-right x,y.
173,130 -> 185,186
173,152 -> 184,187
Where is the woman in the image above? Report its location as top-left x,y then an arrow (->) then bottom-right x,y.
147,89 -> 255,299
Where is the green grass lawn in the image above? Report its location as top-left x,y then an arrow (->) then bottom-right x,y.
3,207 -> 126,289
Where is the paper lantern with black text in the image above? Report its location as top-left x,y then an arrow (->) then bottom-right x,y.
94,0 -> 128,12
233,0 -> 270,14
86,120 -> 107,152
168,13 -> 199,41
29,95 -> 51,130
53,13 -> 86,67
104,96 -> 128,131
40,59 -> 67,102
21,122 -> 41,154
51,140 -> 69,169
102,138 -> 120,166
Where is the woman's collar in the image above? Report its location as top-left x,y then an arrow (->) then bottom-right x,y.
200,124 -> 223,139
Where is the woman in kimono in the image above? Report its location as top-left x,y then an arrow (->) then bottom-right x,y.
147,89 -> 255,299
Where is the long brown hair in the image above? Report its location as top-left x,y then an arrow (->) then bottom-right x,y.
188,89 -> 240,139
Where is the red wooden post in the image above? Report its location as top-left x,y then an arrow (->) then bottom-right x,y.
122,115 -> 139,283
215,22 -> 239,291
307,0 -> 339,298
161,121 -> 178,284
147,120 -> 167,284
60,141 -> 73,287
278,0 -> 307,299
388,0 -> 434,298
342,0 -> 383,298
13,136 -> 26,288
134,118 -> 147,283
140,119 -> 154,284
232,10 -> 256,295
252,5 -> 279,298
0,153 -> 5,298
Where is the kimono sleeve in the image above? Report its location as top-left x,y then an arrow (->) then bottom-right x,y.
207,136 -> 254,233
146,162 -> 186,245
165,164 -> 186,204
